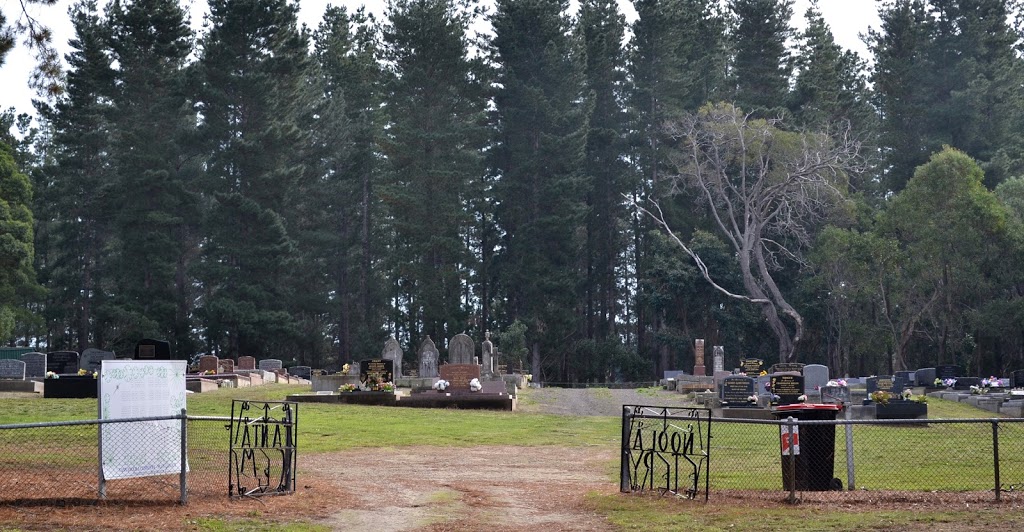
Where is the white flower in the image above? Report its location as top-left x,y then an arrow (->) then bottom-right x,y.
433,379 -> 450,391
798,394 -> 808,402
469,378 -> 482,392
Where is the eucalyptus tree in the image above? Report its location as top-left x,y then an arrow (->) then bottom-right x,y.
648,103 -> 863,363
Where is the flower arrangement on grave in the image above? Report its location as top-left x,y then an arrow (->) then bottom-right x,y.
338,383 -> 357,393
204,369 -> 216,375
342,363 -> 351,374
747,395 -> 758,404
45,371 -> 59,379
797,394 -> 808,403
970,385 -> 985,395
376,381 -> 395,392
981,376 -> 1000,389
469,378 -> 482,392
901,389 -> 913,400
78,368 -> 89,376
433,379 -> 450,391
870,390 -> 891,405
92,371 -> 98,379
826,378 -> 848,388
935,377 -> 956,388
759,370 -> 767,377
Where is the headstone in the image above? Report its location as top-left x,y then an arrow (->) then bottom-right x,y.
419,336 -> 440,378
803,364 -> 829,394
693,339 -> 706,377
664,370 -> 687,380
954,377 -> 981,390
937,365 -> 961,379
258,358 -> 283,371
199,355 -> 219,373
359,359 -> 394,387
770,373 -> 805,406
481,331 -> 495,376
381,335 -> 403,377
820,385 -> 850,405
80,348 -> 115,373
1012,370 -> 1024,388
46,351 -> 80,374
290,365 -> 312,380
720,375 -> 756,407
895,370 -> 916,387
134,338 -> 171,360
448,333 -> 475,365
218,359 -> 235,373
741,358 -> 764,378
20,352 -> 46,379
238,356 -> 256,370
916,367 -> 936,387
769,362 -> 805,374
0,359 -> 25,380
866,375 -> 904,395
712,346 -> 724,373
439,363 -> 481,393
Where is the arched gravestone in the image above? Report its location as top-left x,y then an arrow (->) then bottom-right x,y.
21,352 -> 46,379
382,335 -> 403,377
448,333 -> 474,365
80,348 -> 115,373
481,331 -> 494,376
419,336 -> 439,378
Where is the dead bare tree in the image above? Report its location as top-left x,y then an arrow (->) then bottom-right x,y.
634,103 -> 863,363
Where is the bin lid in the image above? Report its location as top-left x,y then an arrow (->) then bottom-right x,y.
772,403 -> 841,412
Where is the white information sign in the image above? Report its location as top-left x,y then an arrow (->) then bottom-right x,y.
99,360 -> 187,480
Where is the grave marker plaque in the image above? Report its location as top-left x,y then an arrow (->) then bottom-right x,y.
741,358 -> 764,378
770,374 -> 805,406
439,363 -> 481,393
134,339 -> 171,360
46,351 -> 80,374
937,365 -> 961,379
895,371 -> 916,387
720,376 -> 755,406
770,363 -> 805,375
916,367 -> 937,387
80,348 -> 115,373
359,359 -> 394,387
289,365 -> 311,380
259,359 -> 283,371
866,375 -> 904,395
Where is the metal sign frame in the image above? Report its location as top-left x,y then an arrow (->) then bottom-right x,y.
620,405 -> 711,500
228,400 -> 298,498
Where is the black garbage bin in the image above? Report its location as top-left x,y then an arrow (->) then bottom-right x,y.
771,404 -> 841,491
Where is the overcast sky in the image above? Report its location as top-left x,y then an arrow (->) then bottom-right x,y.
0,0 -> 881,120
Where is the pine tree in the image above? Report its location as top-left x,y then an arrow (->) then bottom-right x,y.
577,0 -> 627,349
34,0 -> 116,350
490,0 -> 588,380
310,6 -> 387,366
194,0 -> 310,359
728,0 -> 794,114
0,141 -> 41,342
379,0 -> 488,353
104,0 -> 198,355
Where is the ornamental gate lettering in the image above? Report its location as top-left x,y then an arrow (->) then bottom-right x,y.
620,405 -> 710,500
229,400 -> 297,497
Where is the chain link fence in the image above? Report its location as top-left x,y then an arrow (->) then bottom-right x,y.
0,416 -> 230,504
707,416 -> 1024,502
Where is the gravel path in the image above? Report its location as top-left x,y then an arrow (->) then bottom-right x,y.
515,386 -> 695,416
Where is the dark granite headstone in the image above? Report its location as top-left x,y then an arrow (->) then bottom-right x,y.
290,365 -> 312,380
46,351 -> 79,374
954,377 -> 981,390
1012,370 -> 1024,388
937,365 -> 961,379
770,363 -> 805,375
866,375 -> 904,395
439,363 -> 481,393
895,371 -> 916,387
0,359 -> 26,379
720,375 -> 756,406
134,338 -> 171,360
770,373 -> 805,405
359,359 -> 394,386
79,348 -> 115,373
20,352 -> 45,379
741,358 -> 764,378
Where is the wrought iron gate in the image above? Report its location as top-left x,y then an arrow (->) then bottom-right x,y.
620,405 -> 711,500
229,400 -> 297,497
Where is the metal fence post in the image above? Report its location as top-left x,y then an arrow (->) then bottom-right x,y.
992,420 -> 1000,502
180,408 -> 188,505
787,416 -> 796,504
845,411 -> 855,491
620,406 -> 631,493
